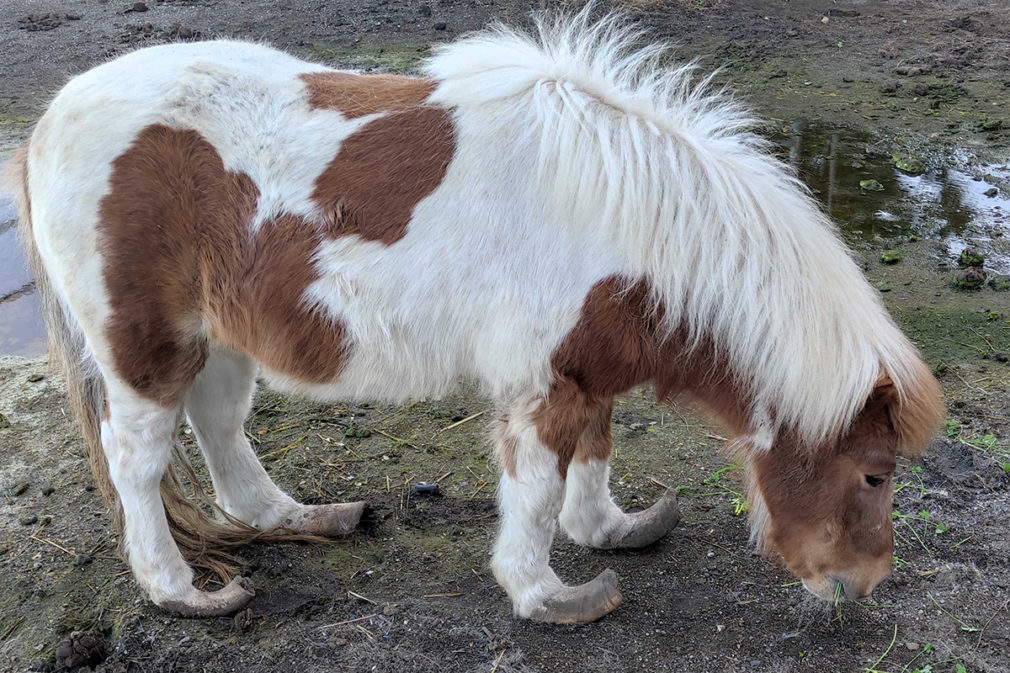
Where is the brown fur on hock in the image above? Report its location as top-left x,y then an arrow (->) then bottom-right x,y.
531,569 -> 624,624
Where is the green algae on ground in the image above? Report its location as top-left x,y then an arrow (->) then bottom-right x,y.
893,154 -> 927,175
958,249 -> 986,267
880,250 -> 902,264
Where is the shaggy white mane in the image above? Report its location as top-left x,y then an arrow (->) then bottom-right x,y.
425,10 -> 931,448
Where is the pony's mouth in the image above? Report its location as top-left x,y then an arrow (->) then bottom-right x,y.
801,577 -> 848,602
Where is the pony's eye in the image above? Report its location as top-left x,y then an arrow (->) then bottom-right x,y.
864,474 -> 887,488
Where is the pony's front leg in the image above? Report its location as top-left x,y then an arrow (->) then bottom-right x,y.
491,405 -> 622,624
558,399 -> 680,550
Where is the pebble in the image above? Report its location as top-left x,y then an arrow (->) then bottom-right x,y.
11,481 -> 30,496
129,2 -> 148,12
19,514 -> 38,526
418,4 -> 431,16
74,553 -> 93,568
881,80 -> 900,93
42,484 -> 55,496
905,642 -> 919,651
913,82 -> 929,96
984,187 -> 999,197
27,373 -> 44,382
433,22 -> 447,31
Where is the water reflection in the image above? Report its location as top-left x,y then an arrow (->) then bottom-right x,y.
777,123 -> 1010,273
0,185 -> 46,357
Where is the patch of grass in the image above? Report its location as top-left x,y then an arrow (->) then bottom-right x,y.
695,464 -> 748,515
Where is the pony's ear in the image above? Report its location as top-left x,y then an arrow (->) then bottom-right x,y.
871,367 -> 944,457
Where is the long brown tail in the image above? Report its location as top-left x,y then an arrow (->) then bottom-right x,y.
4,142 -> 315,583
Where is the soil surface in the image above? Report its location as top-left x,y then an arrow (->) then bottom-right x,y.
1,2 -> 1009,673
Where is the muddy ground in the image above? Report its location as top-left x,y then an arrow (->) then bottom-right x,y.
1,1 -> 1010,672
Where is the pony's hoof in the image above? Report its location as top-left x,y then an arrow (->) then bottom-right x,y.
157,576 -> 255,617
528,569 -> 623,624
607,488 -> 681,549
278,501 -> 368,537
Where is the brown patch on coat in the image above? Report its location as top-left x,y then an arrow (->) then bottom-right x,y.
98,125 -> 346,406
300,71 -> 437,119
311,106 -> 456,245
537,277 -> 753,477
500,435 -> 519,479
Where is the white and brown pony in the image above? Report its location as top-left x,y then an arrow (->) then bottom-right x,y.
3,14 -> 943,622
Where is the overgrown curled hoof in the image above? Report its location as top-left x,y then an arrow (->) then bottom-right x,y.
606,488 -> 681,549
278,501 -> 368,537
158,576 -> 256,617
529,569 -> 624,624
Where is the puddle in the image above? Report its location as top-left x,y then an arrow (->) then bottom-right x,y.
1,127 -> 1009,356
0,186 -> 45,357
780,123 -> 1010,274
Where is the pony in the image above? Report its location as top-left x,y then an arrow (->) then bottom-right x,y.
3,12 -> 943,623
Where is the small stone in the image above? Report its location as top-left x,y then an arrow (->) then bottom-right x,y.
953,267 -> 986,290
842,76 -> 854,83
750,660 -> 762,668
64,13 -> 81,20
892,154 -> 926,175
905,642 -> 919,651
959,249 -> 985,267
73,553 -> 93,568
128,2 -> 148,12
0,413 -> 9,429
984,187 -> 999,197
332,637 -> 348,646
786,29 -> 798,38
19,514 -> 38,526
233,607 -> 253,630
769,70 -> 787,79
41,484 -> 55,496
706,550 -> 715,558
880,250 -> 902,264
383,603 -> 399,615
418,4 -> 431,16
913,82 -> 929,96
27,373 -> 44,383
11,482 -> 30,496
433,22 -> 447,30
860,179 -> 885,191
881,80 -> 900,93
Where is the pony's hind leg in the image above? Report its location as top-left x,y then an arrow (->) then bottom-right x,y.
491,402 -> 622,624
183,347 -> 366,536
102,382 -> 254,615
558,399 -> 680,550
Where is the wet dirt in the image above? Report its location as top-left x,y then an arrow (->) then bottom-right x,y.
1,2 -> 1009,673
